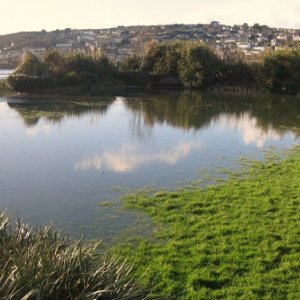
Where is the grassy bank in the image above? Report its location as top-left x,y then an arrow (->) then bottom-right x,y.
0,212 -> 150,299
116,148 -> 300,299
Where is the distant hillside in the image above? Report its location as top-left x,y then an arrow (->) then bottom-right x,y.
1,23 -> 300,68
0,29 -> 82,50
0,26 -> 146,50
0,31 -> 55,49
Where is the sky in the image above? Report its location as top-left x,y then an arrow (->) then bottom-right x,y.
1,0 -> 300,35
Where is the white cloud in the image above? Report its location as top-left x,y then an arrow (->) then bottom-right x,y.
26,123 -> 52,137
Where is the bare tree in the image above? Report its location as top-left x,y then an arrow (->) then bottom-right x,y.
131,29 -> 157,71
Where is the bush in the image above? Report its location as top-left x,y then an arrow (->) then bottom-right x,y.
151,43 -> 181,76
114,71 -> 149,86
7,74 -> 55,92
119,56 -> 140,72
124,42 -> 222,88
0,211 -> 149,300
14,52 -> 51,78
43,50 -> 67,76
218,62 -> 256,86
7,51 -> 118,93
60,71 -> 81,86
7,52 -> 56,92
65,52 -> 115,83
257,50 -> 300,94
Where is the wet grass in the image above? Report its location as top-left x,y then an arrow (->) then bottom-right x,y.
99,201 -> 112,208
116,147 -> 300,299
0,212 -> 150,300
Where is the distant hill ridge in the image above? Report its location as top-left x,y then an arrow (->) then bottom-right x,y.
0,22 -> 299,50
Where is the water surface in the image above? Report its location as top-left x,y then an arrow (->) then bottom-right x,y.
0,91 -> 299,239
0,69 -> 14,79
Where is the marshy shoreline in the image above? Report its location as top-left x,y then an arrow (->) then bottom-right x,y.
1,147 -> 300,299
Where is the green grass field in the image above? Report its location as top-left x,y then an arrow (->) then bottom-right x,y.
117,148 -> 300,299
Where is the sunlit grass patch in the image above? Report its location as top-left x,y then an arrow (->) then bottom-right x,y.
117,147 -> 300,299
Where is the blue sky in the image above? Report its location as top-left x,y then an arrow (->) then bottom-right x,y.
1,0 -> 300,34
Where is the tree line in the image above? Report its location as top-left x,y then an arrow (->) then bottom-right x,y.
6,41 -> 300,95
123,40 -> 300,94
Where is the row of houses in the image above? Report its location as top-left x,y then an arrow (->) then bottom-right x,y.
1,22 -> 300,66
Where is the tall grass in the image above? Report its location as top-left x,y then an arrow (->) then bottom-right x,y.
0,211 -> 149,299
14,52 -> 51,78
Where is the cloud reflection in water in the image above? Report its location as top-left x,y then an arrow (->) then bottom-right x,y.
75,141 -> 203,172
221,113 -> 282,148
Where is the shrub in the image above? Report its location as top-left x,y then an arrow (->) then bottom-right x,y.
43,50 -> 67,76
177,43 -> 221,88
7,51 -> 117,92
6,74 -> 55,92
124,42 -> 222,88
7,52 -> 56,92
218,62 -> 256,85
0,211 -> 149,300
120,56 -> 140,72
257,50 -> 300,94
60,71 -> 81,86
151,43 -> 181,76
65,52 -> 115,83
14,52 -> 51,78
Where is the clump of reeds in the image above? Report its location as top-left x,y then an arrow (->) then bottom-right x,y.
14,52 -> 51,78
0,211 -> 148,299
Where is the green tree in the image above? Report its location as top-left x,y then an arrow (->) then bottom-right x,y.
258,50 -> 300,94
178,42 -> 221,88
151,43 -> 181,76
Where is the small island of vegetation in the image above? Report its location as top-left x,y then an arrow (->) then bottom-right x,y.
3,41 -> 300,96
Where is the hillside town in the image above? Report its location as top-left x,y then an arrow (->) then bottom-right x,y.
1,21 -> 300,67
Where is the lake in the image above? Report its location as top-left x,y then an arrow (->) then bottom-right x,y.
0,69 -> 14,79
0,91 -> 299,240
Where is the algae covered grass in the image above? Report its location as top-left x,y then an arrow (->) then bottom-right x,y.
117,148 -> 300,299
0,212 -> 149,300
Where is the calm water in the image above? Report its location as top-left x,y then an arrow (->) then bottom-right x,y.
0,69 -> 14,79
0,91 -> 299,240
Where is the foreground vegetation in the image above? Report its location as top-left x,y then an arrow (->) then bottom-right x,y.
5,41 -> 300,95
0,79 -> 13,96
0,212 -> 149,300
116,148 -> 300,299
